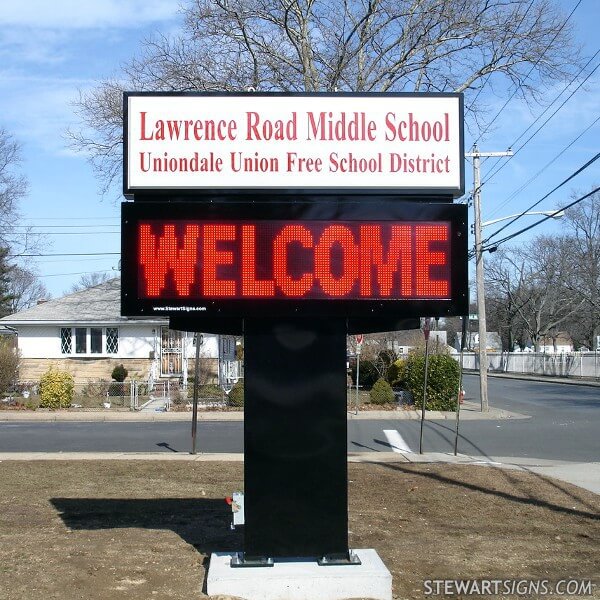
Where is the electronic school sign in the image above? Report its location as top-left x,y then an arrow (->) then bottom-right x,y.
123,92 -> 464,197
121,92 -> 467,319
121,200 -> 468,318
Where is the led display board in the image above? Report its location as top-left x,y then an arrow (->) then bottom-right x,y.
121,199 -> 468,318
123,92 -> 464,197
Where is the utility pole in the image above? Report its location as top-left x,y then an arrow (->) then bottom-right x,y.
465,145 -> 513,412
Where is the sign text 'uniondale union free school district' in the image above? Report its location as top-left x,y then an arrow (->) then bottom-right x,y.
124,94 -> 463,195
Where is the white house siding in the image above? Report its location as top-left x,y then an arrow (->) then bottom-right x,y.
15,324 -> 157,383
184,333 -> 219,359
17,326 -> 62,358
16,324 -> 157,360
120,325 -> 156,359
13,323 -> 222,383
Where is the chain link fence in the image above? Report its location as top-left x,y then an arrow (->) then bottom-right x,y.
5,378 -> 238,411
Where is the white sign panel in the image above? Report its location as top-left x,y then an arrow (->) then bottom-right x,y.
124,93 -> 464,196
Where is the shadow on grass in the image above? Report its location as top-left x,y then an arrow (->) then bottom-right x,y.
423,420 -> 600,513
374,462 -> 599,521
50,498 -> 243,555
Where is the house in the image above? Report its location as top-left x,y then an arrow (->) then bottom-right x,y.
466,331 -> 502,353
0,278 -> 222,384
539,332 -> 574,353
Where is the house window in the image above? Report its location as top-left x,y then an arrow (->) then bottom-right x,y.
60,328 -> 72,354
90,328 -> 103,354
75,328 -> 87,353
106,328 -> 119,354
60,327 -> 119,356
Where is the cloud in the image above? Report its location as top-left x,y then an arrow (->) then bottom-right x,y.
0,0 -> 181,29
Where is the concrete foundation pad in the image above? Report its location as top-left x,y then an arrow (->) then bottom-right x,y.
206,548 -> 392,600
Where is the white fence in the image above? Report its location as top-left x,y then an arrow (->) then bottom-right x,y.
460,351 -> 600,379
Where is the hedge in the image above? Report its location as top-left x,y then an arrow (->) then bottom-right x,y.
394,353 -> 460,411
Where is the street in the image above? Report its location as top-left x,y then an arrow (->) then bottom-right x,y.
0,375 -> 598,462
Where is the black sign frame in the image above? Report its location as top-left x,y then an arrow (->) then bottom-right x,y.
121,197 -> 468,319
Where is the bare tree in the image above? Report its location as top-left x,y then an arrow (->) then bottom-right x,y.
486,248 -> 531,350
68,0 -> 580,195
559,189 -> 600,349
68,272 -> 114,294
486,236 -> 585,351
0,128 -> 28,254
6,267 -> 49,314
0,128 -> 45,261
0,248 -> 14,319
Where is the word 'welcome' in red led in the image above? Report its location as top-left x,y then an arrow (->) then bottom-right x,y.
138,221 -> 451,300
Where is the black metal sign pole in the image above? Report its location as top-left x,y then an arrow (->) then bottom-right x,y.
454,316 -> 468,456
239,316 -> 354,565
419,319 -> 431,454
191,334 -> 202,455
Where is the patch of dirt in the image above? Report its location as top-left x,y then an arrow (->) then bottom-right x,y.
0,461 -> 597,599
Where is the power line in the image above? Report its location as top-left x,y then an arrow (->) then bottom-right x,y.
482,186 -> 600,252
488,113 -> 600,218
510,49 -> 600,149
34,257 -> 116,264
39,269 -> 116,278
12,224 -> 119,229
20,217 -> 119,221
480,48 -> 599,187
9,231 -> 120,236
483,151 -> 600,246
480,58 -> 600,189
7,251 -> 120,258
465,0 -> 536,115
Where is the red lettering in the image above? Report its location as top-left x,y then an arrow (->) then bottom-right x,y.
273,225 -> 314,296
139,223 -> 199,296
241,225 -> 275,297
139,111 -> 152,140
415,225 -> 449,297
203,224 -> 236,296
359,225 -> 412,296
315,225 -> 358,296
137,220 -> 452,301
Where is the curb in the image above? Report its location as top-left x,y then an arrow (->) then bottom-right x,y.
0,403 -> 528,422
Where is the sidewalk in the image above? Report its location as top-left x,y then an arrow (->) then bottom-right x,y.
0,450 -> 597,495
0,399 -> 528,422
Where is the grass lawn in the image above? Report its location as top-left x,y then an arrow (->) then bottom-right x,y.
0,460 -> 598,599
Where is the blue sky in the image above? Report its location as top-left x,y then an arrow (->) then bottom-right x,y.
0,0 -> 598,299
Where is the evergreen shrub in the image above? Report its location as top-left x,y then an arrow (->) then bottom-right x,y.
228,382 -> 244,407
387,357 -> 406,386
402,352 -> 460,411
111,364 -> 128,382
369,377 -> 395,405
350,359 -> 379,389
39,368 -> 74,409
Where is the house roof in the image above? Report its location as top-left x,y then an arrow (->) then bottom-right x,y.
0,278 -> 166,325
